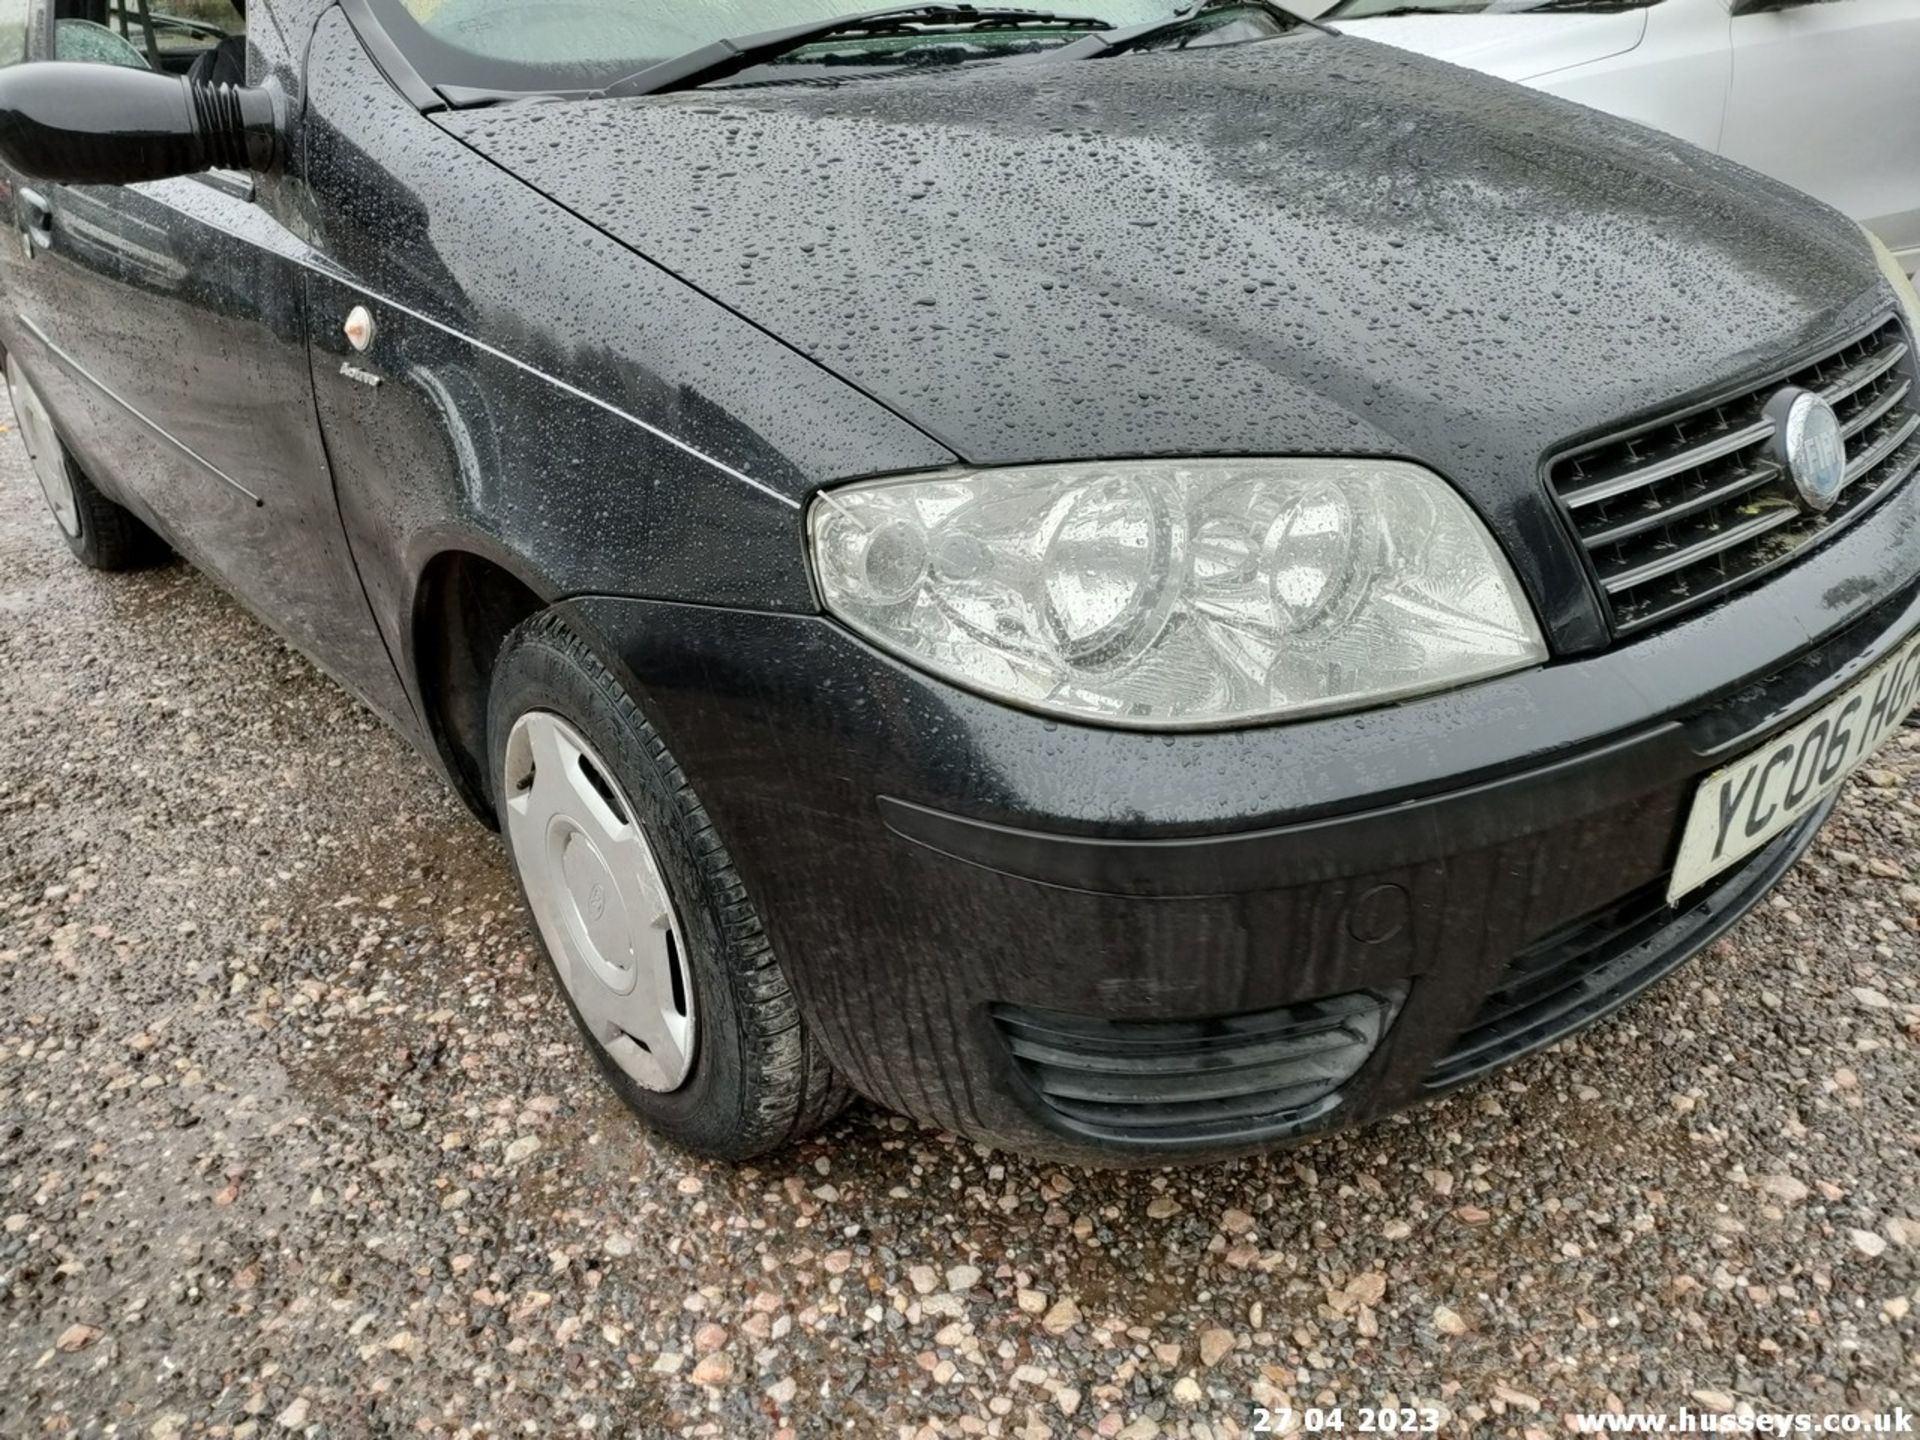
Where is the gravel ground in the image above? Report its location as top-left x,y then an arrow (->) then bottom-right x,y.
1,434 -> 1917,1440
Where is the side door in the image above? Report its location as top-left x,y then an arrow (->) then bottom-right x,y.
1722,0 -> 1920,268
0,0 -> 413,723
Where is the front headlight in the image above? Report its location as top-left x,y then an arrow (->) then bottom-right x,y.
809,458 -> 1547,730
1865,227 -> 1920,335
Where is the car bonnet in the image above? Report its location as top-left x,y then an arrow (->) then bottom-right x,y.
437,34 -> 1882,493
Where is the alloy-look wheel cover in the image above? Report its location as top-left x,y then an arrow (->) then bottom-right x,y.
6,356 -> 80,540
503,711 -> 696,1091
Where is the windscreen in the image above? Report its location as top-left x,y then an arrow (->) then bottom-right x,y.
370,0 -> 1180,92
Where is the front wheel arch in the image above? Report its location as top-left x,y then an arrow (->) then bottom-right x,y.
411,548 -> 547,824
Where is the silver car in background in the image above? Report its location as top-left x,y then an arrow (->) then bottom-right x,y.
1328,0 -> 1920,273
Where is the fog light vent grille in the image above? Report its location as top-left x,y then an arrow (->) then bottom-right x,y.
992,989 -> 1400,1146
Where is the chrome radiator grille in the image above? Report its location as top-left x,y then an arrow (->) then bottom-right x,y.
1551,319 -> 1920,636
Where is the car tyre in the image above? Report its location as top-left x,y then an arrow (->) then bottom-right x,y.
488,611 -> 852,1159
6,354 -> 162,571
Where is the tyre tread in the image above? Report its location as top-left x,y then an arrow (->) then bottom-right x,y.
496,612 -> 850,1157
70,465 -> 160,571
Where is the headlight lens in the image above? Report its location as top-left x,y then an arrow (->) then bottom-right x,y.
809,459 -> 1547,729
1866,227 -> 1920,335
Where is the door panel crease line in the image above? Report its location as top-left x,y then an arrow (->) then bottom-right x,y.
14,311 -> 264,505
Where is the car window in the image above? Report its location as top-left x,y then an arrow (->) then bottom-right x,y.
120,0 -> 240,55
369,0 -> 1177,94
55,0 -> 240,70
0,0 -> 29,66
56,17 -> 150,63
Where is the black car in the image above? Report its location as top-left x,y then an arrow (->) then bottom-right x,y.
0,0 -> 1915,1165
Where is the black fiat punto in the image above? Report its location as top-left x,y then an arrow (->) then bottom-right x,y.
0,0 -> 1915,1164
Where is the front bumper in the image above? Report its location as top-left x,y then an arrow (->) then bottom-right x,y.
566,479 -> 1920,1164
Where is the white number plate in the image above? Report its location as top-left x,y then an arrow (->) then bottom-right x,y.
1668,630 -> 1920,903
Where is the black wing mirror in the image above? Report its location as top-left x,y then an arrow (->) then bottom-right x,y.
0,61 -> 279,185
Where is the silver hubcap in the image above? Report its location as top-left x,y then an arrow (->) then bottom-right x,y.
6,356 -> 79,539
502,712 -> 696,1091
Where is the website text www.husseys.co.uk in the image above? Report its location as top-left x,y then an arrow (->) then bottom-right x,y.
1568,1410 -> 1913,1435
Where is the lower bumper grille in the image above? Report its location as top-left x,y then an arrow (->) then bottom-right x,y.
1426,802 -> 1831,1091
993,988 -> 1401,1146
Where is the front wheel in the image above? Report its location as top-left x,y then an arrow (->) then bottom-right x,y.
487,612 -> 850,1159
6,354 -> 161,570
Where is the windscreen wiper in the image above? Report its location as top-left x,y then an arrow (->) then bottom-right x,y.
1326,4 -> 1475,15
601,4 -> 1111,98
1042,0 -> 1328,60
1496,0 -> 1650,12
